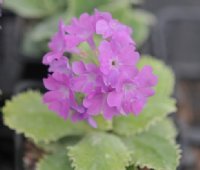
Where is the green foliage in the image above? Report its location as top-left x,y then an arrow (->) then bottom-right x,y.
2,91 -> 113,143
3,0 -> 68,18
3,0 -> 155,57
2,91 -> 93,143
122,118 -> 181,170
2,57 -> 181,170
113,97 -> 176,136
22,11 -> 71,57
68,132 -> 131,170
68,0 -> 116,16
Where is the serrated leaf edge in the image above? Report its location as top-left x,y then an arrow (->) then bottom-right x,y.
67,133 -> 132,170
114,98 -> 176,137
2,91 -> 68,144
131,142 -> 181,170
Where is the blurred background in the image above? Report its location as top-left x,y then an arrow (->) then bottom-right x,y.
0,0 -> 200,170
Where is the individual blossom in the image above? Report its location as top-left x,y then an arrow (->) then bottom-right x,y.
48,56 -> 71,75
43,20 -> 80,65
71,108 -> 97,128
65,13 -> 96,49
107,66 -> 158,115
83,89 -> 119,120
72,61 -> 102,95
98,39 -> 139,87
96,17 -> 132,40
43,72 -> 76,119
93,9 -> 112,25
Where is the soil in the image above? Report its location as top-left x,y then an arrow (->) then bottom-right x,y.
23,140 -> 44,170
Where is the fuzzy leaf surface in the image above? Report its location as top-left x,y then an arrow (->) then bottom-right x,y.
113,97 -> 176,136
122,118 -> 181,170
3,91 -> 93,143
68,132 -> 131,170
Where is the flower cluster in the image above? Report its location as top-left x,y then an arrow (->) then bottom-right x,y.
43,10 -> 157,127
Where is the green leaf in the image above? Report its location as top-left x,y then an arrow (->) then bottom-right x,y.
37,149 -> 73,170
94,115 -> 113,131
36,136 -> 82,153
149,117 -> 178,142
3,0 -> 68,18
22,12 -> 71,57
3,91 -> 93,143
68,132 -> 131,170
122,119 -> 181,170
68,0 -> 126,16
113,97 -> 176,136
36,136 -> 81,170
22,35 -> 48,58
127,10 -> 155,46
138,56 -> 175,97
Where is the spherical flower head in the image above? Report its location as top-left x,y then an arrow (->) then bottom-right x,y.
42,9 -> 158,127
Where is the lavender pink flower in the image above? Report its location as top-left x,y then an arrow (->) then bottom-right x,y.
43,73 -> 76,119
99,40 -> 139,87
42,10 -> 158,127
72,61 -> 102,95
65,13 -> 96,49
43,20 -> 80,65
107,66 -> 158,115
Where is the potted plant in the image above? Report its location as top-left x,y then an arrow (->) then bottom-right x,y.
2,10 -> 181,170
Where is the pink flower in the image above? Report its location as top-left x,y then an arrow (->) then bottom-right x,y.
96,18 -> 132,39
83,91 -> 119,120
42,10 -> 158,127
65,13 -> 96,48
98,40 -> 139,87
72,61 -> 102,95
71,108 -> 97,128
93,9 -> 112,23
48,56 -> 71,75
43,21 -> 80,65
43,73 -> 76,119
107,66 -> 158,115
